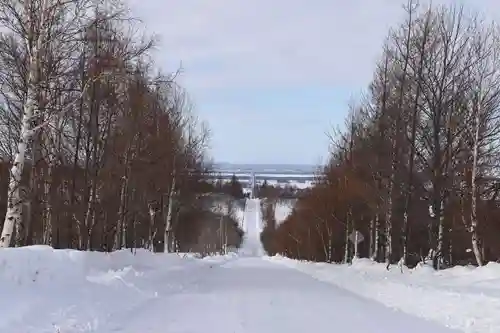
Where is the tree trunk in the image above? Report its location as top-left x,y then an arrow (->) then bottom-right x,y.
371,213 -> 379,261
148,203 -> 156,251
164,173 -> 176,252
344,209 -> 350,263
385,194 -> 393,267
470,96 -> 483,266
0,0 -> 47,247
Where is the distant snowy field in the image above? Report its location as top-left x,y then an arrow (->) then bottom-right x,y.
269,256 -> 500,333
206,175 -> 316,189
212,163 -> 319,174
209,162 -> 320,189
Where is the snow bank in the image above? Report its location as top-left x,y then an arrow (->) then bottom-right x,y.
0,245 -> 196,285
268,256 -> 500,333
0,246 -> 217,333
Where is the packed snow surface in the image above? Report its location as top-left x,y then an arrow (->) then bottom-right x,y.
270,257 -> 500,333
0,199 -> 495,332
239,198 -> 265,257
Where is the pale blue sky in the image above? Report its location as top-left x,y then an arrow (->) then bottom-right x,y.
129,0 -> 498,165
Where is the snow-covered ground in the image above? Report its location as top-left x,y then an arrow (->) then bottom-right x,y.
0,198 -> 495,332
210,197 -> 245,225
208,177 -> 316,189
269,256 -> 500,333
274,199 -> 295,225
215,172 -> 315,178
239,198 -> 265,257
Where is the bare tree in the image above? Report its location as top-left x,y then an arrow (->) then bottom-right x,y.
0,0 -> 95,247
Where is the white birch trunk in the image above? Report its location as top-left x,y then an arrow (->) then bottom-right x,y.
437,200 -> 445,270
43,163 -> 53,245
43,83 -> 61,246
371,213 -> 379,260
385,193 -> 393,266
402,211 -> 408,265
344,222 -> 349,263
148,204 -> 156,251
219,214 -> 224,254
369,217 -> 375,258
343,209 -> 351,263
115,178 -> 127,249
386,117 -> 398,267
82,182 -> 96,250
164,173 -> 176,252
328,232 -> 333,263
0,0 -> 49,247
43,121 -> 59,245
471,95 -> 483,266
353,231 -> 359,258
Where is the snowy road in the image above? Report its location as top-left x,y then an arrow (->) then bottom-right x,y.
100,199 -> 457,333
239,198 -> 265,257
109,256 -> 458,333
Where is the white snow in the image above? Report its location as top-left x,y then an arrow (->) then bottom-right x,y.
274,200 -> 295,225
214,172 -> 315,178
0,198 -> 493,332
234,204 -> 245,225
210,198 -> 245,225
239,198 -> 266,257
268,256 -> 500,333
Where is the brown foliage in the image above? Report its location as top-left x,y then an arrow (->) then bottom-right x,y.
264,3 -> 500,268
0,2 -> 241,253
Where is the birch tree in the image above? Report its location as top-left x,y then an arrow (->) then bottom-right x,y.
0,0 -> 215,252
466,22 -> 500,266
0,0 -> 92,247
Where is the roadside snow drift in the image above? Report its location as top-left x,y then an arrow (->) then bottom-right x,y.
0,246 -> 220,333
269,256 -> 500,333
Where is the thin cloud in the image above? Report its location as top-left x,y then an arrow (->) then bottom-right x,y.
128,0 -> 500,164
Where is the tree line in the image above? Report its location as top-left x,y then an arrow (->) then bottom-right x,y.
0,0 -> 243,254
255,180 -> 311,199
262,1 -> 500,269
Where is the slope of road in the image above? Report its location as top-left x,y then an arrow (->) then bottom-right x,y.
239,198 -> 266,257
96,199 -> 457,333
104,256 -> 459,333
0,199 -> 459,332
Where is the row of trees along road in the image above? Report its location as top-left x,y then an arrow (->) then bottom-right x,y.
0,0 -> 217,252
262,1 -> 500,270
